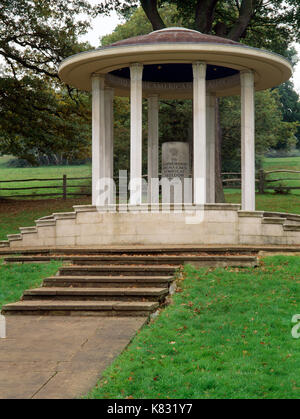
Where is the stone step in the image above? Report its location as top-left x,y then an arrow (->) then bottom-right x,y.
1,300 -> 159,317
262,217 -> 285,225
19,226 -> 38,234
1,245 -> 300,257
22,287 -> 168,302
7,234 -> 22,242
58,265 -> 179,277
0,241 -> 9,248
283,224 -> 300,232
43,275 -> 174,288
3,255 -> 258,267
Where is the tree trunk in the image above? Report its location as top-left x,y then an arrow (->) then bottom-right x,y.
140,0 -> 166,30
215,98 -> 225,203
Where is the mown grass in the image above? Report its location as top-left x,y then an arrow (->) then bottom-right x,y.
87,256 -> 300,399
0,156 -> 91,199
0,260 -> 62,309
0,198 -> 90,240
225,191 -> 300,215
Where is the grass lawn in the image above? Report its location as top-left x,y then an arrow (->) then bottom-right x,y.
0,156 -> 91,199
87,256 -> 300,399
0,260 -> 62,310
0,198 -> 90,240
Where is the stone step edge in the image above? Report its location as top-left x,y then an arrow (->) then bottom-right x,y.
2,300 -> 159,312
3,255 -> 258,263
19,227 -> 38,234
24,287 -> 168,296
7,234 -> 22,242
262,217 -> 285,225
44,275 -> 174,282
0,241 -> 10,248
283,225 -> 300,232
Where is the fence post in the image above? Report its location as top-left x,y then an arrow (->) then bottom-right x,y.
63,174 -> 67,200
258,169 -> 265,194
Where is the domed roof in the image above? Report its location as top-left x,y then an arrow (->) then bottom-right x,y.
58,27 -> 292,98
110,27 -> 239,47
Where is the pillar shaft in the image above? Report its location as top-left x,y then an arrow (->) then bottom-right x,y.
91,75 -> 105,206
241,71 -> 255,211
206,94 -> 216,203
130,63 -> 144,205
105,88 -> 114,203
147,95 -> 159,203
193,62 -> 207,205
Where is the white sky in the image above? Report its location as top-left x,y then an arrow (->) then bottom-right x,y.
80,8 -> 300,94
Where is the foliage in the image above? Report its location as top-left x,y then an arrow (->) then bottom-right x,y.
97,1 -> 300,51
0,77 -> 91,165
277,82 -> 300,149
87,256 -> 300,399
0,0 -> 94,165
220,90 -> 298,171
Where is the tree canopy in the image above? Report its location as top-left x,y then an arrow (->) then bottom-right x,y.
0,0 -> 94,165
97,0 -> 300,53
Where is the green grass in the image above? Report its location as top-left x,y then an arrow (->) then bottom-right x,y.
225,191 -> 300,214
224,156 -> 300,212
87,256 -> 300,399
0,260 -> 62,309
0,198 -> 90,240
0,156 -> 91,199
263,156 -> 300,196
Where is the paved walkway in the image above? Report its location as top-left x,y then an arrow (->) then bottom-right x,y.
0,316 -> 146,399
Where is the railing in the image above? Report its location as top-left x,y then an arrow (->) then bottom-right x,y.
222,170 -> 300,193
0,169 -> 299,200
0,175 -> 92,200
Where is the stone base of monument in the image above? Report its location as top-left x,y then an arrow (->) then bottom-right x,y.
2,204 -> 300,249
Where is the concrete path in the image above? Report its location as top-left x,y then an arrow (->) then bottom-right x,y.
0,316 -> 146,399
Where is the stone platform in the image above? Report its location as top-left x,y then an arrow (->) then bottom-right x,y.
1,204 -> 300,249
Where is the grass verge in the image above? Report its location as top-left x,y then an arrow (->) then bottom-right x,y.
0,198 -> 90,240
87,256 -> 300,399
0,261 -> 62,309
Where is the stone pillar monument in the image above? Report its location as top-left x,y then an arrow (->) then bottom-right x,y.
162,142 -> 191,204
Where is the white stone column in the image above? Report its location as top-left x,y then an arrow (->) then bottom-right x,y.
130,63 -> 144,205
241,70 -> 255,211
91,75 -> 106,206
147,94 -> 159,203
105,87 -> 114,203
206,94 -> 216,203
192,62 -> 207,205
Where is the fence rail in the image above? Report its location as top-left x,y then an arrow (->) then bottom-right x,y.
0,174 -> 92,199
222,169 -> 300,193
0,169 -> 299,200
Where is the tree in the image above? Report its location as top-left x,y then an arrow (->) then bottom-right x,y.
96,0 -> 300,201
0,0 -> 94,165
220,90 -> 298,170
277,82 -> 300,150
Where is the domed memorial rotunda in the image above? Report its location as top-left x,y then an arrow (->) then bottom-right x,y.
5,27 -> 300,249
59,27 -> 291,210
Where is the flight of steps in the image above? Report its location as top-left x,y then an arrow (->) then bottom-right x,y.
1,249 -> 259,317
1,256 -> 178,317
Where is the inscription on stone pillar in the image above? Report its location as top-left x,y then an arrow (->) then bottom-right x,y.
162,142 -> 190,180
162,142 -> 191,204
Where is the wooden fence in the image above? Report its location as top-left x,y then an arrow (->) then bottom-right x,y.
0,174 -> 92,199
222,169 -> 300,193
0,169 -> 299,200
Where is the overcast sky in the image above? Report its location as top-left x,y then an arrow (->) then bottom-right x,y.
80,9 -> 300,94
